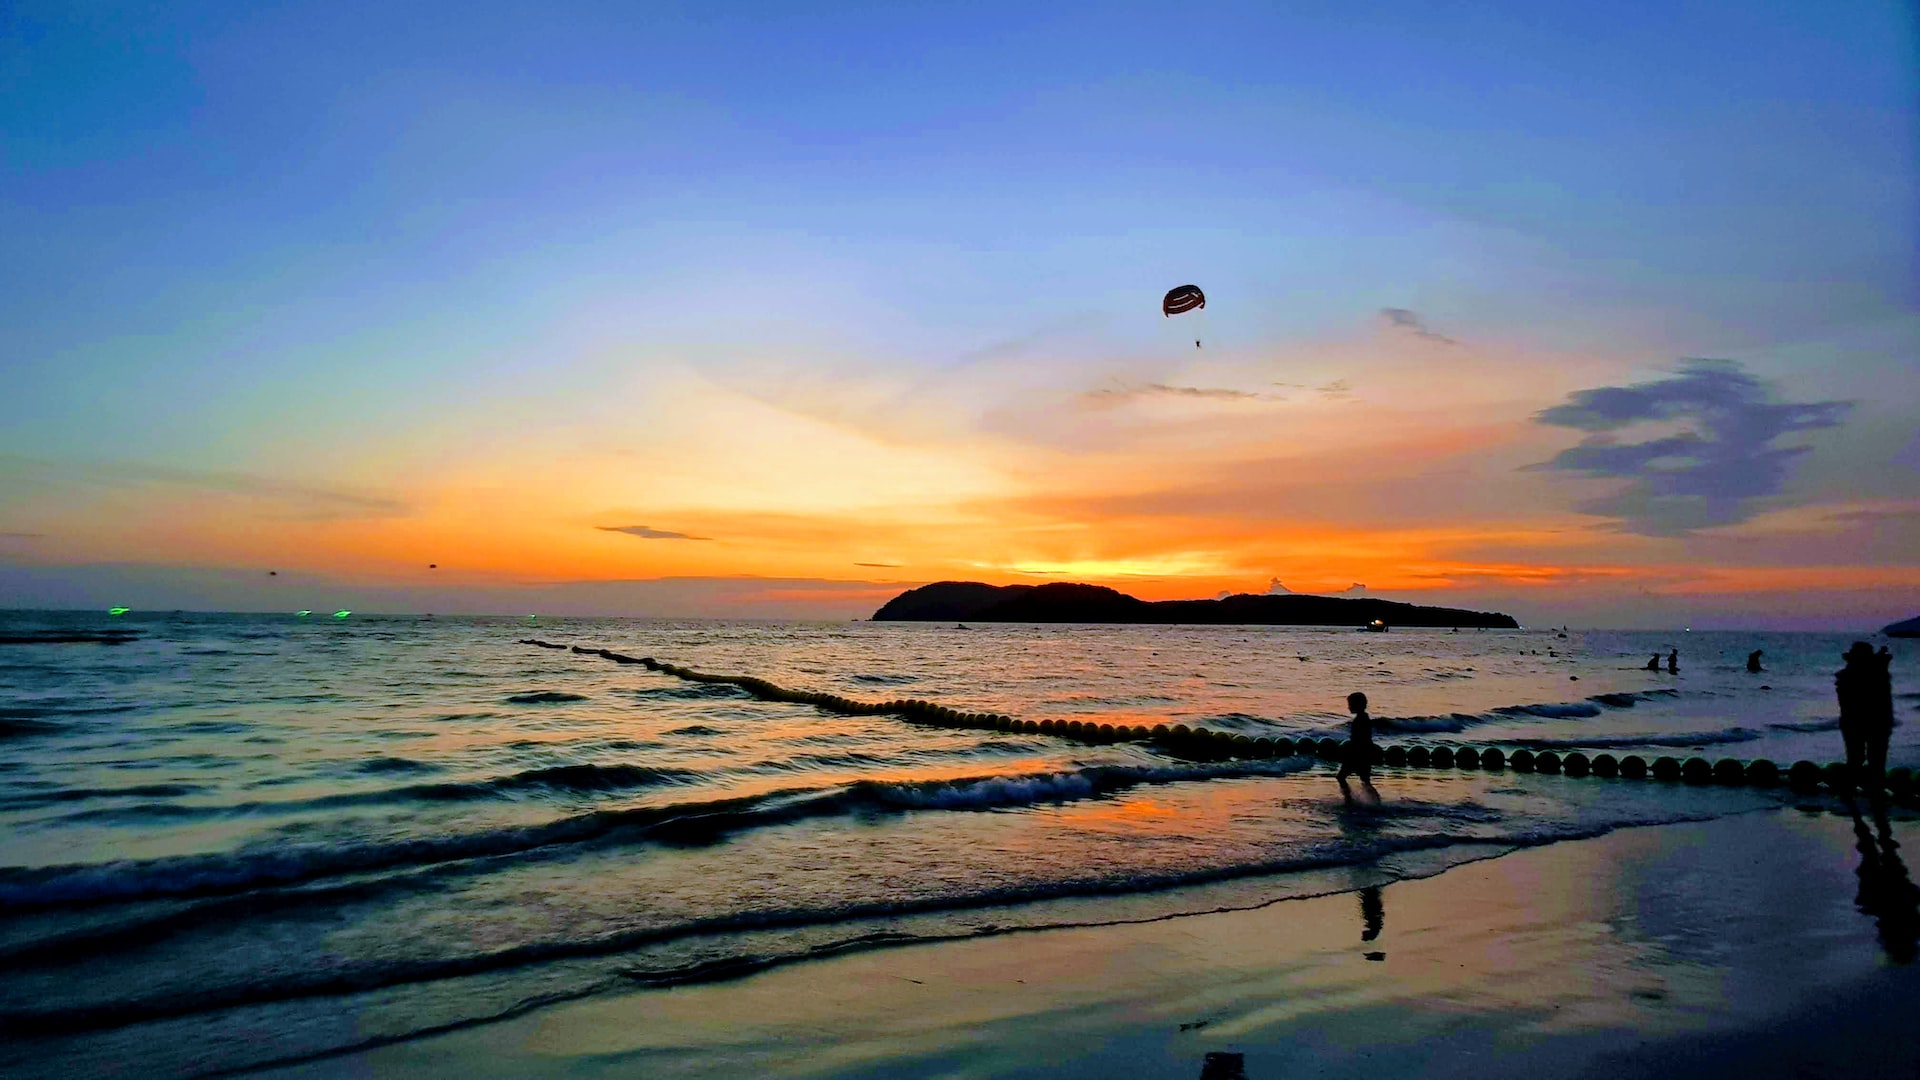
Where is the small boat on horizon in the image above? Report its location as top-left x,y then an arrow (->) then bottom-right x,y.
1363,619 -> 1389,633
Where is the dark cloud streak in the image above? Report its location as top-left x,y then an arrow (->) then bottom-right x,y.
1530,359 -> 1851,535
1379,308 -> 1459,346
597,525 -> 713,541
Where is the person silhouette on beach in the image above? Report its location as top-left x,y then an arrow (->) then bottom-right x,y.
1646,654 -> 1661,671
1836,641 -> 1894,791
1849,801 -> 1919,964
1747,649 -> 1764,673
1336,691 -> 1378,805
1667,649 -> 1679,674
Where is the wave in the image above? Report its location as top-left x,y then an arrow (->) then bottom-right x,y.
850,673 -> 919,686
0,783 -> 207,811
629,684 -> 748,701
0,716 -> 62,738
1379,689 -> 1682,734
1493,702 -> 1603,719
506,691 -> 588,704
1768,718 -> 1841,733
47,762 -> 706,828
0,759 -> 1318,911
0,807 -> 1718,1040
1504,728 -> 1763,751
353,757 -> 442,776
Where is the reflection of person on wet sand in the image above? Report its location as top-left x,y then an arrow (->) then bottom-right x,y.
1849,802 -> 1918,964
1336,692 -> 1379,805
1836,641 -> 1893,789
1360,884 -> 1384,950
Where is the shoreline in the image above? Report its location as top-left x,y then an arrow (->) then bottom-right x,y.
266,805 -> 1920,1079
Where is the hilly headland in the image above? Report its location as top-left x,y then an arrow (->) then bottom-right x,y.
871,581 -> 1520,628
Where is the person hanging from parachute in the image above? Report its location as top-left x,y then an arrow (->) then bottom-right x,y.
1163,284 -> 1205,348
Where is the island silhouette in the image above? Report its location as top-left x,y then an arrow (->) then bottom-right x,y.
872,582 -> 1519,628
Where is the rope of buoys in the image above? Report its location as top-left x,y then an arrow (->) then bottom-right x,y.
518,639 -> 1917,802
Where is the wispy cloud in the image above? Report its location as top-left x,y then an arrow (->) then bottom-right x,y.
597,525 -> 714,541
1083,381 -> 1280,406
1529,359 -> 1851,536
1378,308 -> 1459,346
854,561 -> 902,567
0,456 -> 409,520
0,531 -> 44,539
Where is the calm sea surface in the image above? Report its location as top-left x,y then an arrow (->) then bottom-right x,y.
0,611 -> 1912,1077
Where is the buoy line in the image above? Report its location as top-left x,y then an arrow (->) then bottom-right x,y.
520,639 -> 1918,803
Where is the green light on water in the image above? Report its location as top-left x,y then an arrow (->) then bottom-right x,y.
296,610 -> 312,617
108,607 -> 130,616
527,614 -> 537,620
332,610 -> 351,619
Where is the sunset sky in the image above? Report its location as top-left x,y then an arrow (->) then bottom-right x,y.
3,1 -> 1916,627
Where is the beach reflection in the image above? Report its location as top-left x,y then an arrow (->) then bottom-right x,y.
1849,803 -> 1919,963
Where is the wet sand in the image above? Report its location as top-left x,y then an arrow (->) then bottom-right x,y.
269,806 -> 1919,1079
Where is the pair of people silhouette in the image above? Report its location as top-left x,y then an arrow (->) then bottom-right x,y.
1644,649 -> 1679,673
1837,641 -> 1895,789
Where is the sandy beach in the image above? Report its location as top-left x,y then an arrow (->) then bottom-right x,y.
270,804 -> 1918,1079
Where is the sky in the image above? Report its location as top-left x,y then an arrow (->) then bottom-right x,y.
2,0 -> 1917,628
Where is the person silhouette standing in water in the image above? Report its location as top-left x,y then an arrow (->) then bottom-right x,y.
1646,653 -> 1661,671
1337,691 -> 1378,804
1667,649 -> 1679,674
1747,649 -> 1765,673
1836,642 -> 1894,792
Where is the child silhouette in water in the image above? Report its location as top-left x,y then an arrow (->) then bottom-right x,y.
1337,691 -> 1378,804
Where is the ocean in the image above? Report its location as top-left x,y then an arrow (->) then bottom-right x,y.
0,611 -> 1912,1077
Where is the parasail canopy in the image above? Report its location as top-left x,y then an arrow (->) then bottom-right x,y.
1162,284 -> 1205,317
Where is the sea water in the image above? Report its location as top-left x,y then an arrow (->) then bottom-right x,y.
0,612 -> 1912,1077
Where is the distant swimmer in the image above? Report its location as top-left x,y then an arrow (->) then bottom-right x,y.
1747,649 -> 1765,673
1667,649 -> 1679,674
1647,654 -> 1661,671
1336,691 -> 1378,805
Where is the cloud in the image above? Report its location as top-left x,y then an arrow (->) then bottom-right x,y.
1267,577 -> 1291,594
1,456 -> 409,520
1083,382 -> 1279,406
1378,308 -> 1459,346
1530,359 -> 1851,536
1316,379 -> 1354,401
0,532 -> 44,539
854,561 -> 902,567
597,525 -> 713,541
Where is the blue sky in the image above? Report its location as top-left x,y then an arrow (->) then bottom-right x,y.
2,1 -> 1916,623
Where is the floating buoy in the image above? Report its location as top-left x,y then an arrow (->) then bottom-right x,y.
1788,760 -> 1822,790
1407,745 -> 1432,767
1620,755 -> 1648,779
1536,751 -> 1563,775
1384,744 -> 1408,766
1821,761 -> 1852,792
1590,753 -> 1618,778
1651,757 -> 1681,781
1455,746 -> 1480,768
1510,749 -> 1536,772
1431,745 -> 1455,768
1888,767 -> 1913,798
1681,757 -> 1714,785
1563,752 -> 1590,778
1746,759 -> 1780,786
1272,736 -> 1296,758
1713,758 -> 1746,785
1481,747 -> 1506,769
